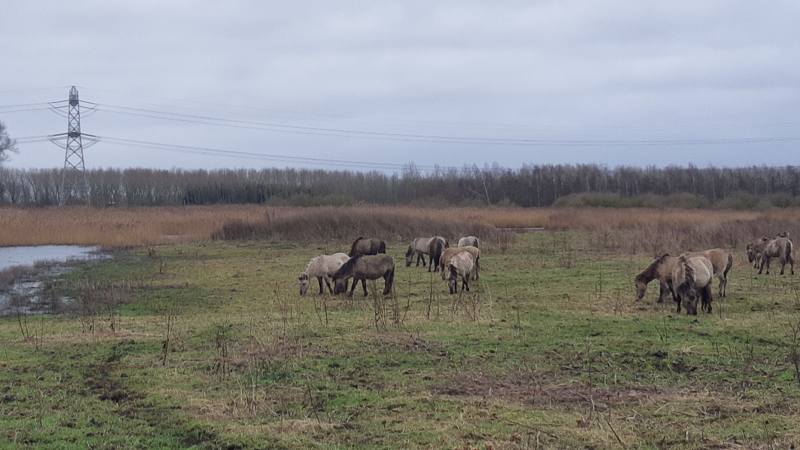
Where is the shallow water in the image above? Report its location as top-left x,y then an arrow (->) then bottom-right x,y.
0,245 -> 100,272
0,245 -> 105,315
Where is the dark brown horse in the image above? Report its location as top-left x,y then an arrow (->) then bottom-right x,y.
333,255 -> 395,297
349,236 -> 387,257
427,236 -> 449,272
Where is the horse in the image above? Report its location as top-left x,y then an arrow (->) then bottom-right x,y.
687,249 -> 733,297
427,236 -> 449,272
672,255 -> 714,315
298,253 -> 349,296
447,252 -> 474,294
746,237 -> 769,269
634,254 -> 679,303
405,237 -> 433,267
439,246 -> 480,280
457,236 -> 480,248
332,255 -> 395,297
349,236 -> 387,257
758,236 -> 794,275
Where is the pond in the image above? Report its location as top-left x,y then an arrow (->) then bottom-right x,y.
0,245 -> 107,315
0,245 -> 101,272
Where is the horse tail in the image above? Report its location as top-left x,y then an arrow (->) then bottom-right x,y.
349,237 -> 364,256
378,240 -> 386,254
785,239 -> 793,262
679,255 -> 694,285
724,252 -> 733,277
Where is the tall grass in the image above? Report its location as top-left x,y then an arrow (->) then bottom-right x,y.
545,208 -> 800,255
212,206 -> 509,245
0,205 -> 269,247
4,205 -> 800,254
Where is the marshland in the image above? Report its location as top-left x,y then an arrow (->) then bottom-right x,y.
1,205 -> 800,449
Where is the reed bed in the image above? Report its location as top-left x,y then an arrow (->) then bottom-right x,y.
0,205 -> 269,247
4,205 -> 800,253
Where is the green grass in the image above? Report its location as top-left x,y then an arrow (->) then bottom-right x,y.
2,232 -> 800,449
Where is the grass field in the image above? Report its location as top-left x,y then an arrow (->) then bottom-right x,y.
2,228 -> 800,449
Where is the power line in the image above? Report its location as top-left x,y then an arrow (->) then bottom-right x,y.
94,102 -> 800,147
96,135 -> 450,171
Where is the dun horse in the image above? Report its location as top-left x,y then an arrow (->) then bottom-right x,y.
687,249 -> 733,297
457,236 -> 480,248
634,254 -> 679,303
672,255 -> 714,315
332,255 -> 395,297
299,253 -> 349,295
746,237 -> 769,268
439,246 -> 480,280
758,236 -> 794,275
349,237 -> 387,257
405,237 -> 433,267
447,252 -> 474,294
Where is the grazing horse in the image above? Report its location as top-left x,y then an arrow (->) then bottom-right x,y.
439,246 -> 481,280
758,236 -> 794,275
447,252 -> 474,294
672,255 -> 714,315
405,237 -> 433,267
457,236 -> 480,248
634,254 -> 679,303
299,253 -> 349,295
687,249 -> 733,297
349,236 -> 387,257
332,255 -> 395,297
427,236 -> 449,272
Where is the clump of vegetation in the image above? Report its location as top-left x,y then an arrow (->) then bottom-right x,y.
211,206 -> 511,245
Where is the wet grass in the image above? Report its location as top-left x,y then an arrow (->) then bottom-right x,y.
1,232 -> 800,448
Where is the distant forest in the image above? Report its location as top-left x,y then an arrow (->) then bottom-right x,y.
2,165 -> 800,209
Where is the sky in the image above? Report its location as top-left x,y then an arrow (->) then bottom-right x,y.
1,0 -> 798,171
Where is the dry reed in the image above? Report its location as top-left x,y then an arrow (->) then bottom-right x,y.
4,205 -> 800,253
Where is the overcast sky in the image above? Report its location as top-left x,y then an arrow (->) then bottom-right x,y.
1,0 -> 798,171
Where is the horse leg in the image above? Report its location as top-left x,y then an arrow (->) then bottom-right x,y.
758,256 -> 766,274
791,254 -> 795,275
781,257 -> 787,275
657,282 -> 667,304
702,285 -> 713,313
317,277 -> 324,295
324,277 -> 334,294
361,278 -> 368,297
383,269 -> 393,295
348,277 -> 357,297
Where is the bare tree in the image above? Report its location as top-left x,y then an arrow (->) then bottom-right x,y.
0,121 -> 17,163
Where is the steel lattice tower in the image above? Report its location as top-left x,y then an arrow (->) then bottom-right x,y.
63,86 -> 86,175
51,85 -> 93,204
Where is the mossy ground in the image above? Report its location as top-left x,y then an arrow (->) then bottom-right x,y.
2,232 -> 799,449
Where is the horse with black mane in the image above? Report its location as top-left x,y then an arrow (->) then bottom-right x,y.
427,236 -> 449,272
332,254 -> 395,297
349,236 -> 387,257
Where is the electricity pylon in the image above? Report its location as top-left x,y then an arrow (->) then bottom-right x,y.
49,86 -> 97,205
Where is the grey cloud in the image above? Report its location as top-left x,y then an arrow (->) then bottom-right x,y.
1,0 -> 798,170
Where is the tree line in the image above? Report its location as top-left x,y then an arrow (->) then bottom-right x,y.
1,164 -> 799,208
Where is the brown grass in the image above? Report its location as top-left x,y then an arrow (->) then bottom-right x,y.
0,205 -> 269,247
211,206 -> 510,245
3,205 -> 800,253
